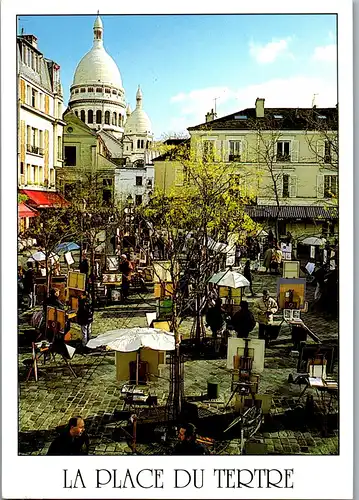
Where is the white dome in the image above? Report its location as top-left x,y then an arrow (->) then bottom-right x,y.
73,46 -> 122,88
72,16 -> 123,88
125,86 -> 152,134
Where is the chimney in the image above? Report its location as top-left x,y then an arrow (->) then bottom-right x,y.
255,98 -> 265,118
205,108 -> 217,123
23,34 -> 38,48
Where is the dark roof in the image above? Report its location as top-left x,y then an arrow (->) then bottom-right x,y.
245,205 -> 338,220
188,107 -> 338,132
152,139 -> 190,162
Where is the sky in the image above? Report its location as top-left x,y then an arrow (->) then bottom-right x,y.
18,14 -> 337,139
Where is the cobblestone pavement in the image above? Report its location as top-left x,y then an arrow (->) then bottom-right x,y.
18,273 -> 339,456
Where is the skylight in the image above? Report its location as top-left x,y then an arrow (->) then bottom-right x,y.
274,114 -> 283,119
234,115 -> 248,120
318,115 -> 327,119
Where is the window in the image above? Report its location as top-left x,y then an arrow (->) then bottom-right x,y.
282,174 -> 290,198
119,115 -> 123,127
203,140 -> 214,162
39,166 -> 43,184
324,175 -> 338,197
229,140 -> 241,161
32,128 -> 37,149
26,85 -> 31,105
31,88 -> 37,107
88,110 -> 93,124
147,179 -> 152,188
105,88 -> 111,94
57,136 -> 62,159
324,141 -> 332,164
64,146 -> 76,166
75,89 -> 79,94
277,141 -> 290,162
112,112 -> 117,125
105,111 -> 110,124
49,168 -> 55,186
26,125 -> 31,147
96,87 -> 102,93
135,195 -> 143,205
96,110 -> 102,124
80,110 -> 86,122
26,164 -> 31,184
322,222 -> 335,237
20,162 -> 24,174
136,176 -> 143,186
88,87 -> 94,93
137,139 -> 141,149
34,165 -> 39,184
74,111 -> 78,117
112,89 -> 117,95
80,88 -> 86,93
102,189 -> 112,203
103,178 -> 113,186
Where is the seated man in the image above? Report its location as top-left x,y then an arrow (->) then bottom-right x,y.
231,301 -> 256,338
47,416 -> 89,455
172,423 -> 209,455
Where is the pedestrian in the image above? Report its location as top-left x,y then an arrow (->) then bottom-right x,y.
231,301 -> 256,338
172,423 -> 209,455
270,246 -> 283,275
77,293 -> 94,347
47,416 -> 89,455
254,290 -> 278,345
79,251 -> 89,275
119,254 -> 133,302
23,261 -> 36,309
243,260 -> 255,296
205,298 -> 224,339
268,229 -> 274,246
263,247 -> 273,273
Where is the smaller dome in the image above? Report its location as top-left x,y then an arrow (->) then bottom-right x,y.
124,87 -> 152,135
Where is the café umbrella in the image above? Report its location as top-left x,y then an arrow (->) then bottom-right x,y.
28,251 -> 59,262
208,269 -> 250,289
87,327 -> 176,385
54,242 -> 80,254
299,237 -> 326,246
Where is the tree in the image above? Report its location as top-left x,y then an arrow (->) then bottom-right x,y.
22,207 -> 77,295
140,140 -> 259,419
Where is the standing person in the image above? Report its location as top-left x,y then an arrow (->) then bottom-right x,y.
77,293 -> 94,347
263,247 -> 273,273
119,254 -> 133,302
23,262 -> 36,309
268,229 -> 274,247
235,244 -> 241,267
231,301 -> 256,338
172,423 -> 209,455
270,246 -> 283,275
79,251 -> 89,290
205,298 -> 224,339
47,416 -> 89,455
254,290 -> 278,345
243,260 -> 255,297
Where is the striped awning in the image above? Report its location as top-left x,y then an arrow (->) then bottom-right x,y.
245,205 -> 338,220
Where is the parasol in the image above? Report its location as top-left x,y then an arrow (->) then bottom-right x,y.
299,237 -> 326,246
28,251 -> 59,262
55,242 -> 80,254
87,327 -> 176,385
208,269 -> 250,288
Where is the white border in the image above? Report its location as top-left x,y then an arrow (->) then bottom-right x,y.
1,1 -> 353,499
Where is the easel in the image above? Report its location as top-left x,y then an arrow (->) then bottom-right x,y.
224,338 -> 257,409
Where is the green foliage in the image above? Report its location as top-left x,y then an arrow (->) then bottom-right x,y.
18,193 -> 28,204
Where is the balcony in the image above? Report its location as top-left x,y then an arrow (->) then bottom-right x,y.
229,154 -> 241,162
26,144 -> 44,156
276,153 -> 291,162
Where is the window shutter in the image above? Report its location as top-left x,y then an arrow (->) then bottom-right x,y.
276,173 -> 283,198
289,175 -> 298,197
20,121 -> 25,162
45,95 -> 49,114
291,140 -> 299,162
215,140 -> 222,161
44,130 -> 49,183
20,79 -> 26,103
316,140 -> 325,163
317,174 -> 324,198
241,140 -> 247,162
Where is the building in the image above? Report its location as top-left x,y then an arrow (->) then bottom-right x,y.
17,32 -> 67,230
154,99 -> 338,240
63,15 -> 154,205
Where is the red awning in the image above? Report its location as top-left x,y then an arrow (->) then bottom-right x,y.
18,202 -> 39,218
20,190 -> 70,208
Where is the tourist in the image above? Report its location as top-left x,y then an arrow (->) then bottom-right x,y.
231,301 -> 256,338
243,260 -> 255,296
263,247 -> 273,273
77,293 -> 94,347
172,423 -> 209,455
23,262 -> 36,309
254,290 -> 278,344
119,254 -> 133,302
47,416 -> 89,455
270,246 -> 283,274
205,298 -> 224,339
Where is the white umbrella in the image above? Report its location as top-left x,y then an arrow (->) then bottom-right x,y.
208,270 -> 250,288
300,237 -> 326,246
87,327 -> 176,385
28,251 -> 59,262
